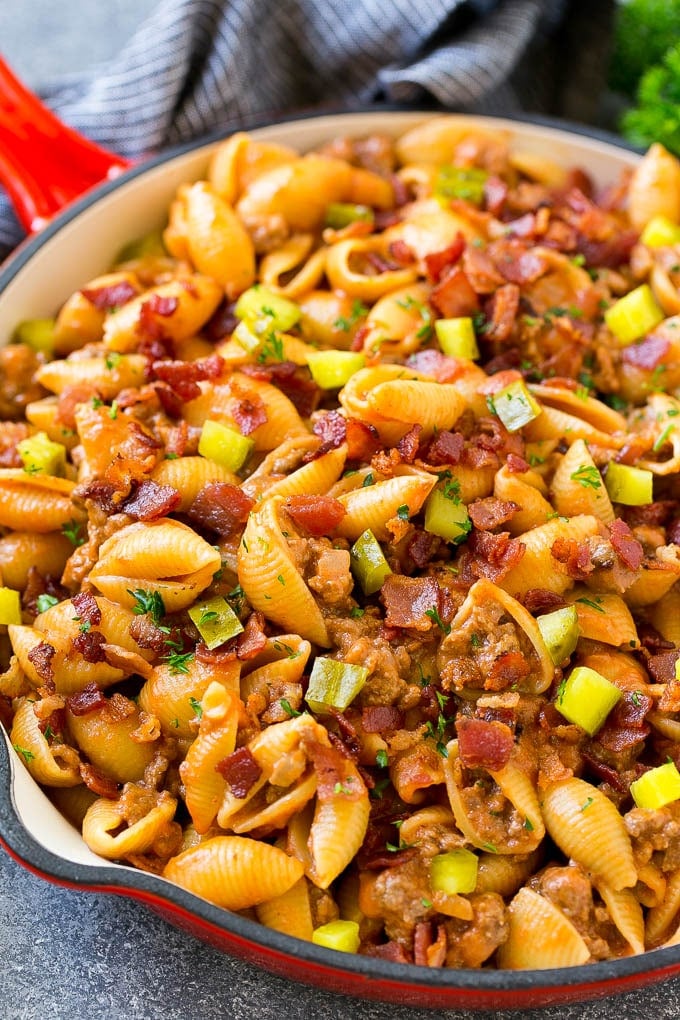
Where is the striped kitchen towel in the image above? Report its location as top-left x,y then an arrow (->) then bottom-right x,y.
0,0 -> 567,259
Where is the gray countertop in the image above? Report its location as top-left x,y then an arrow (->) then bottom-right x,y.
1,2 -> 679,1017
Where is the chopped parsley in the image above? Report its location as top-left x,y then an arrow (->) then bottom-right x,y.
425,606 -> 451,634
280,698 -> 302,718
167,651 -> 194,675
375,749 -> 389,769
36,593 -> 59,614
396,503 -> 410,521
104,352 -> 121,370
581,797 -> 594,812
128,588 -> 166,625
13,744 -> 35,764
570,464 -> 602,489
189,695 -> 203,718
576,596 -> 605,614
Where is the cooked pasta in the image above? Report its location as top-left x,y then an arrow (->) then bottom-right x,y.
5,118 -> 680,973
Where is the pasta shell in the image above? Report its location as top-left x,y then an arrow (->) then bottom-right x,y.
493,464 -> 553,535
564,588 -> 638,647
151,457 -> 239,511
497,888 -> 590,969
646,868 -> 680,947
499,514 -> 601,597
597,883 -> 645,955
542,778 -> 637,891
180,682 -> 240,833
207,373 -> 308,451
255,876 -> 314,941
139,658 -> 239,740
335,472 -> 435,542
475,849 -> 543,897
83,791 -> 177,859
529,384 -> 628,437
308,770 -> 370,889
0,531 -> 73,590
240,634 -> 311,702
50,785 -> 98,827
238,495 -> 329,646
440,579 -> 554,694
325,237 -> 418,302
627,143 -> 680,231
10,697 -> 81,787
524,405 -> 624,450
170,182 -> 255,299
163,835 -> 304,910
53,271 -> 142,353
36,354 -> 147,399
395,116 -> 510,167
103,275 -> 223,353
624,548 -> 680,608
509,150 -> 568,187
648,588 -> 680,646
25,396 -> 79,449
550,439 -> 614,524
66,699 -> 157,784
208,132 -> 297,203
261,445 -> 347,502
89,520 -> 221,613
228,770 -> 318,835
366,380 -> 466,438
0,470 -> 82,533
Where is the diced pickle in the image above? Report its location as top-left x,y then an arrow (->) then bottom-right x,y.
434,317 -> 480,360
537,605 -> 580,666
311,919 -> 360,953
350,529 -> 392,595
604,284 -> 664,346
430,849 -> 478,895
631,762 -> 680,810
13,318 -> 55,354
640,215 -> 680,247
555,666 -> 622,736
198,420 -> 254,472
235,284 -> 300,333
0,587 -> 21,626
605,462 -> 653,506
306,350 -> 365,389
324,203 -> 374,229
305,657 -> 368,714
188,595 -> 244,650
424,487 -> 471,544
491,380 -> 542,432
17,431 -> 67,477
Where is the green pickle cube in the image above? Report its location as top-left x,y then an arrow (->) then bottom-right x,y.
188,595 -> 244,650
0,587 -> 21,626
198,420 -> 254,472
430,849 -> 478,895
604,284 -> 664,346
537,605 -> 580,665
350,529 -> 392,595
604,462 -> 653,506
492,380 -> 542,432
306,350 -> 365,389
324,203 -> 374,229
234,284 -> 300,333
305,656 -> 368,714
424,487 -> 471,544
434,317 -> 480,360
17,431 -> 67,477
555,665 -> 622,736
311,920 -> 360,953
630,762 -> 680,810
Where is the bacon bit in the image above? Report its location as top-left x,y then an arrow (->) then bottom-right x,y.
71,591 -> 102,627
456,717 -> 514,771
637,623 -> 674,653
27,641 -> 56,681
55,384 -> 98,429
381,576 -> 449,632
388,239 -> 416,266
462,245 -> 505,294
424,236 -> 465,283
490,240 -> 548,285
609,519 -> 644,571
231,394 -> 267,436
0,422 -> 28,467
468,497 -> 519,532
186,482 -> 254,537
465,530 -> 525,583
38,707 -> 66,740
486,650 -> 531,691
22,568 -> 68,618
236,611 -> 268,661
647,649 -> 680,686
615,434 -> 655,467
328,729 -> 362,764
579,230 -> 638,269
551,538 -> 594,579
304,739 -> 365,802
362,706 -> 404,733
522,589 -> 566,614
407,528 -> 442,569
284,494 -> 346,537
425,430 -> 465,466
241,361 -> 322,419
362,847 -> 419,870
75,478 -> 118,513
625,500 -> 677,529
138,296 -> 178,341
203,299 -> 239,341
312,410 -> 346,453
595,691 -> 652,755
350,323 -> 372,352
430,267 -> 480,319
406,349 -> 463,383
622,334 -> 670,371
81,280 -> 138,310
154,381 -> 184,418
503,212 -> 536,239
122,479 -> 181,521
215,746 -> 262,798
397,424 -> 422,463
484,175 -> 508,216
582,753 -> 629,793
195,640 -> 238,665
483,284 -> 520,343
102,643 -> 154,680
364,942 -> 412,964
152,353 -> 225,401
79,762 -> 119,799
506,452 -> 530,473
66,682 -> 107,716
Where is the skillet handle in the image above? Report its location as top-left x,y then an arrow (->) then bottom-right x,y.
0,56 -> 132,233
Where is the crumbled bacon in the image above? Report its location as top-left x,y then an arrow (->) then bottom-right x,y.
647,650 -> 680,685
303,739 -> 365,801
186,482 -> 254,537
468,497 -> 518,532
424,236 -> 465,283
388,239 -> 416,265
381,576 -> 453,632
284,495 -> 346,537
406,349 -> 462,383
129,614 -> 168,653
406,528 -> 442,569
484,175 -> 508,216
312,410 -> 346,453
397,424 -> 422,463
81,280 -> 138,310
122,479 -> 181,521
483,284 -> 520,343
362,706 -> 404,733
27,641 -> 56,681
215,746 -> 262,798
551,538 -> 594,579
152,353 -> 224,401
461,530 -> 525,583
138,295 -> 179,341
456,717 -> 514,771
506,452 -> 530,473
430,267 -> 480,318
622,335 -> 670,370
56,384 -> 98,429
364,942 -> 412,964
594,691 -> 652,755
22,569 -> 68,618
241,361 -> 321,418
490,240 -> 547,285
236,612 -> 268,661
522,589 -> 566,614
71,592 -> 102,627
66,682 -> 107,716
73,629 -> 107,663
425,430 -> 465,466
486,650 -> 531,691
609,519 -> 644,571
79,762 -> 119,799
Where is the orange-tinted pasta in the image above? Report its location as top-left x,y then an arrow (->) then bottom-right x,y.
4,119 -> 680,972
